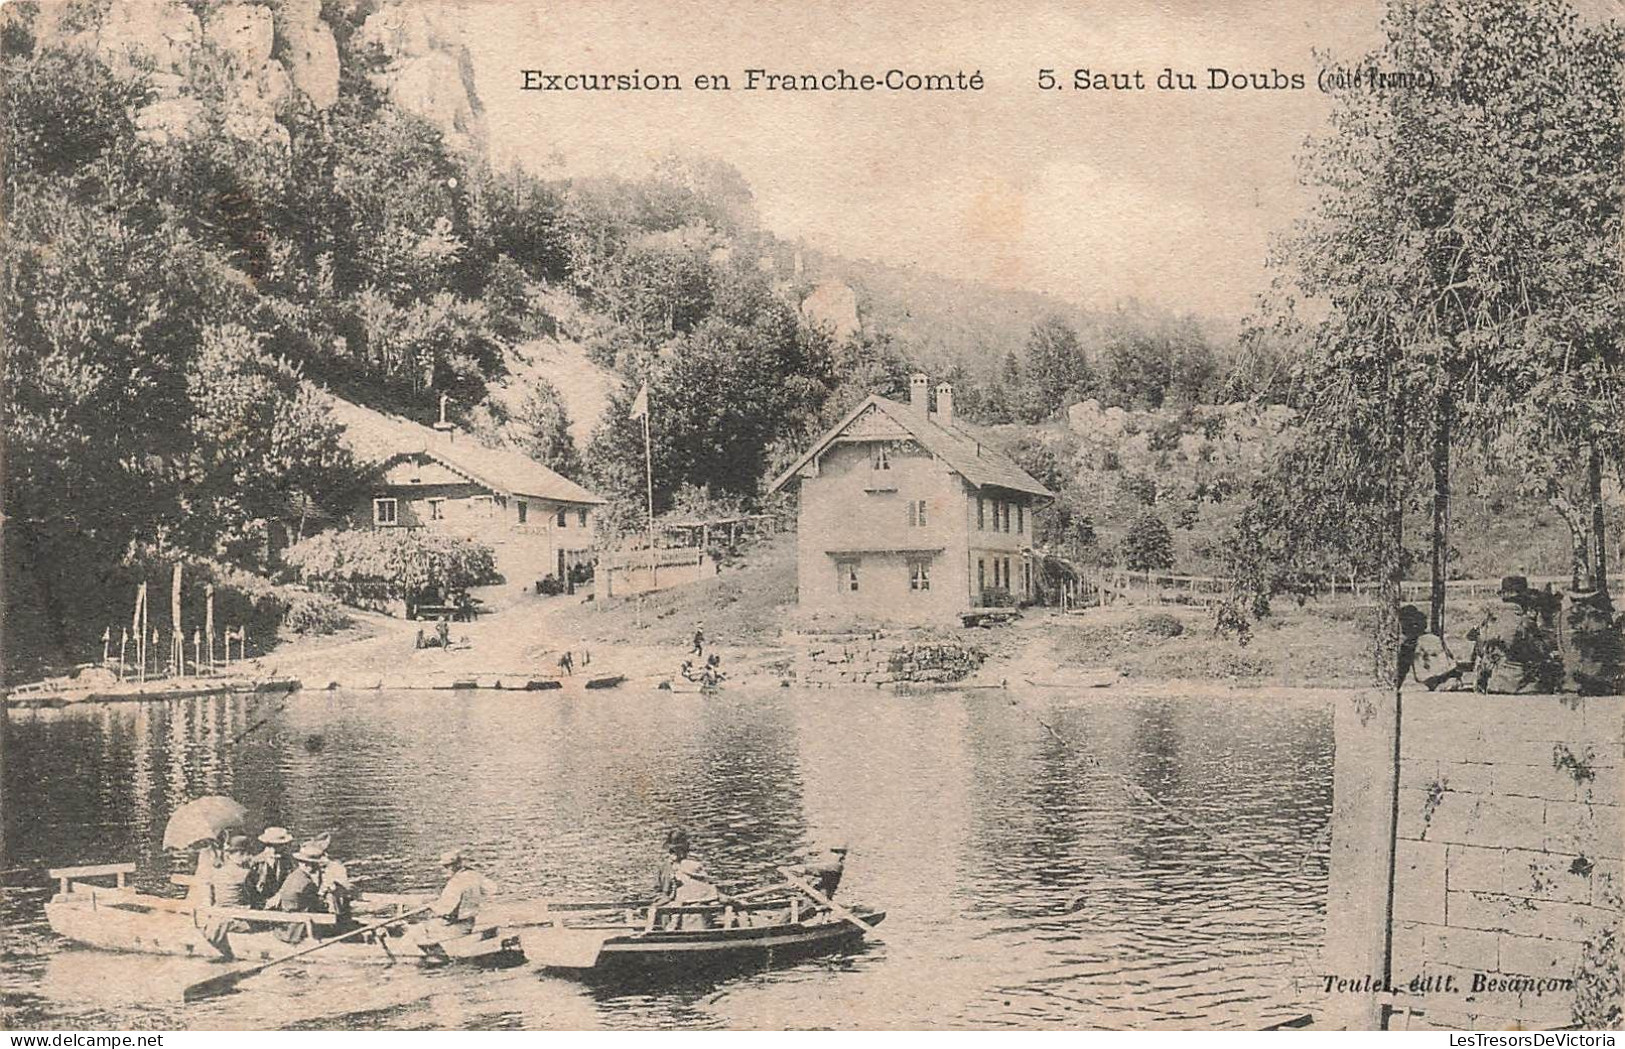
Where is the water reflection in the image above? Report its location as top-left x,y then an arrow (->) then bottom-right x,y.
2,687 -> 1331,1030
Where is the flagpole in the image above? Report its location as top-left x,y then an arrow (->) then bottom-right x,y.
643,407 -> 656,589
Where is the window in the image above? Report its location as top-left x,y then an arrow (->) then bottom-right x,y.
1017,503 -> 1024,534
978,559 -> 986,592
1004,558 -> 1012,592
907,499 -> 927,527
373,498 -> 398,526
517,501 -> 527,524
470,495 -> 494,518
578,509 -> 588,527
556,509 -> 567,527
427,498 -> 444,522
1003,501 -> 1011,533
871,444 -> 890,471
977,497 -> 985,530
909,559 -> 931,592
993,558 -> 1001,589
1023,561 -> 1032,595
836,559 -> 860,593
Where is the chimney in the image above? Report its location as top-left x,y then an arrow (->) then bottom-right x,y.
935,382 -> 954,427
433,393 -> 456,443
909,374 -> 930,415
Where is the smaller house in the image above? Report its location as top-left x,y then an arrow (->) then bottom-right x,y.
326,396 -> 605,587
768,375 -> 1054,624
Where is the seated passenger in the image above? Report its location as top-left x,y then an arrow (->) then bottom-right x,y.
248,826 -> 295,908
270,842 -> 329,943
201,835 -> 254,958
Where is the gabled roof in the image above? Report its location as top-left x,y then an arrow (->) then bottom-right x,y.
767,395 -> 1055,500
324,395 -> 605,505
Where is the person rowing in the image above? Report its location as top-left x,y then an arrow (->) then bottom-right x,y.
425,848 -> 497,937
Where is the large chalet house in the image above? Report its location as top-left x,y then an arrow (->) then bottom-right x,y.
768,375 -> 1054,623
326,396 -> 605,588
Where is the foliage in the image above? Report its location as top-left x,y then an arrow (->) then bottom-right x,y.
281,590 -> 354,635
1133,612 -> 1185,639
185,324 -> 359,563
1020,315 -> 1093,422
1218,0 -> 1622,676
285,529 -> 500,601
1122,512 -> 1175,572
514,377 -> 583,478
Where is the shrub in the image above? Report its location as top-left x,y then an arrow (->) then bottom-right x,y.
1123,512 -> 1175,572
285,529 -> 500,604
537,574 -> 565,596
282,590 -> 353,635
1134,612 -> 1185,639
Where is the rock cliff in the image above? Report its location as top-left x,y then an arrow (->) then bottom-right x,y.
31,0 -> 480,153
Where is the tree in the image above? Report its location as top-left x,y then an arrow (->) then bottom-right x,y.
1022,315 -> 1093,421
1122,512 -> 1175,572
515,378 -> 583,478
1230,0 -> 1623,665
185,324 -> 357,564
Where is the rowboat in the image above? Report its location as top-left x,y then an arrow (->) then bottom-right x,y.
44,863 -> 520,968
517,894 -> 885,979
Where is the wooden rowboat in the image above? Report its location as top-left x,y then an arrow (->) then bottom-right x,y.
45,863 -> 520,968
518,895 -> 885,979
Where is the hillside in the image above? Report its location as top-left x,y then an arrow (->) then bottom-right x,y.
1005,399 -> 1599,583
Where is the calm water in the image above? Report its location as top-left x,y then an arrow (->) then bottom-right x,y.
1,686 -> 1333,1030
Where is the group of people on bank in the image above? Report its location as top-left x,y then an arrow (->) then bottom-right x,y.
1400,575 -> 1624,694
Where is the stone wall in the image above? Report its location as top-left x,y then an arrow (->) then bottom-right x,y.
1327,691 -> 1622,1031
787,633 -> 986,688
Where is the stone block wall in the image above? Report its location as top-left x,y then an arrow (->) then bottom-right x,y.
1389,694 -> 1621,1030
1329,692 -> 1623,1030
787,632 -> 986,688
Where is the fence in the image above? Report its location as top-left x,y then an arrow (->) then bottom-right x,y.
1067,570 -> 1570,611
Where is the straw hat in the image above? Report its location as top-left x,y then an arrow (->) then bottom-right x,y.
294,841 -> 327,863
259,827 -> 293,846
439,848 -> 465,868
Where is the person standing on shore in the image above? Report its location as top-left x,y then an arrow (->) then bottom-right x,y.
691,624 -> 706,657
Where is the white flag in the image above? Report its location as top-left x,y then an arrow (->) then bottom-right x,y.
629,383 -> 649,421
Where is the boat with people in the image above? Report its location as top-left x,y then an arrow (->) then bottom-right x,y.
43,863 -> 521,968
520,895 -> 885,978
518,860 -> 883,980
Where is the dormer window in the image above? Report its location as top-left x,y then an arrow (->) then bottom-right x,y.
871,444 -> 890,471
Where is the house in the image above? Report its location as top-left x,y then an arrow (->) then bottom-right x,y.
768,375 -> 1054,623
325,396 -> 605,587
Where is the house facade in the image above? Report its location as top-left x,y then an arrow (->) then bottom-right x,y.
768,376 -> 1053,623
327,397 -> 605,587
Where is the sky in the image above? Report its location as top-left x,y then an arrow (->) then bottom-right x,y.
461,0 -> 1608,321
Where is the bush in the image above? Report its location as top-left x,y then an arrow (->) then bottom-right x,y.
536,574 -> 565,596
285,529 -> 500,604
281,590 -> 353,635
1123,512 -> 1175,572
1134,612 -> 1185,639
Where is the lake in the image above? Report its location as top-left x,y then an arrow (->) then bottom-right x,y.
1,685 -> 1333,1030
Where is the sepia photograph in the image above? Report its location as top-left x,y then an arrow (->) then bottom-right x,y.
0,0 -> 1621,1035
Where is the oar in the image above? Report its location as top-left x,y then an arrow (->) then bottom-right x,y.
183,904 -> 433,1003
777,867 -> 878,938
